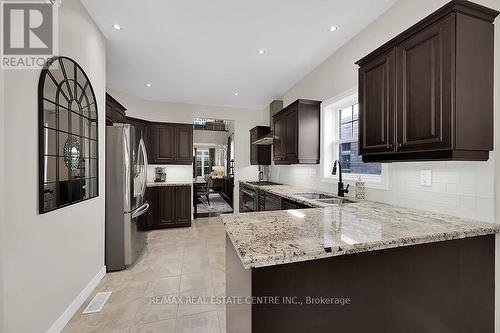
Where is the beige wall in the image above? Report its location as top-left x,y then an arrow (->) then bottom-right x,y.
2,0 -> 107,332
107,89 -> 269,211
194,129 -> 231,146
272,0 -> 500,223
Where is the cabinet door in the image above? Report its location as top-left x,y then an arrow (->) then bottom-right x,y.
175,186 -> 192,226
146,187 -> 158,230
154,125 -> 176,163
358,50 -> 395,155
396,17 -> 452,152
250,129 -> 258,165
273,116 -> 284,161
175,126 -> 193,164
284,109 -> 298,162
157,187 -> 175,228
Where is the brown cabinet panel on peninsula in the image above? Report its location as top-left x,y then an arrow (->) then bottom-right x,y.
146,185 -> 192,229
273,99 -> 321,165
357,1 -> 498,162
250,126 -> 271,165
149,123 -> 193,165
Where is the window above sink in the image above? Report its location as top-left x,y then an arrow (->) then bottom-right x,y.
320,89 -> 388,190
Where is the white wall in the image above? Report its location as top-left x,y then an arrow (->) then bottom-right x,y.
146,165 -> 192,183
2,0 -> 107,332
193,129 -> 231,146
273,0 -> 500,223
108,89 -> 269,211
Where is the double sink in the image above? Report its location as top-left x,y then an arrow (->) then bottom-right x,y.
295,192 -> 357,205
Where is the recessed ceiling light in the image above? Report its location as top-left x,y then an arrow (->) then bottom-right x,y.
112,24 -> 122,30
329,25 -> 338,32
234,92 -> 239,96
258,49 -> 265,55
145,83 -> 152,87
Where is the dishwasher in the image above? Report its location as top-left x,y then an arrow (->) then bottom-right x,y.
264,193 -> 282,211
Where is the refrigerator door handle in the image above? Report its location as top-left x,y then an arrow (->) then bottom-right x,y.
138,137 -> 148,199
131,202 -> 150,219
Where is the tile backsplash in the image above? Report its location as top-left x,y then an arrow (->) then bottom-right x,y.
147,164 -> 193,183
271,156 -> 495,222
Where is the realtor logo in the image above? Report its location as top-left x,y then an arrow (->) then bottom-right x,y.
1,0 -> 58,69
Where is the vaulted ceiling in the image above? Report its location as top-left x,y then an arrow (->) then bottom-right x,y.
82,0 -> 397,109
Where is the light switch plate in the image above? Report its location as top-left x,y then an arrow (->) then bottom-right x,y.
420,170 -> 432,186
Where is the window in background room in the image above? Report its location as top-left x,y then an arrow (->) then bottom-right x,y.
195,149 -> 210,177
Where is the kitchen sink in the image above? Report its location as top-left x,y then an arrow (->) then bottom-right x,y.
317,198 -> 357,204
295,192 -> 357,205
295,192 -> 336,200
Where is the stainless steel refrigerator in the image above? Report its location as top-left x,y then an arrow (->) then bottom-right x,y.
105,123 -> 149,271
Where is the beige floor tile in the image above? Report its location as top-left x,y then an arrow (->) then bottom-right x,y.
144,276 -> 181,297
217,310 -> 226,333
177,288 -> 217,317
181,259 -> 211,275
63,217 -> 227,332
175,311 -> 220,333
180,272 -> 212,292
130,319 -> 176,333
210,268 -> 226,287
134,295 -> 179,325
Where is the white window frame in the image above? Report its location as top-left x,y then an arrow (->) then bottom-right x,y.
196,149 -> 210,177
320,87 -> 388,190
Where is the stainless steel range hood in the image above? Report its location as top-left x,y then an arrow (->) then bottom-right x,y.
252,100 -> 283,145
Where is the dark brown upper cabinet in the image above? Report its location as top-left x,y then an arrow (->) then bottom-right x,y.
106,93 -> 126,125
175,125 -> 194,164
273,99 -> 321,165
149,123 -> 193,165
357,0 -> 498,162
250,126 -> 271,165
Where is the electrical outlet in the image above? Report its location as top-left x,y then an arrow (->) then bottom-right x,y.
420,170 -> 432,186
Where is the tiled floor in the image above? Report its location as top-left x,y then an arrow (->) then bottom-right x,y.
63,217 -> 226,333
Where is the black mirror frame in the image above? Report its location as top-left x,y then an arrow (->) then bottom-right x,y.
38,56 -> 99,214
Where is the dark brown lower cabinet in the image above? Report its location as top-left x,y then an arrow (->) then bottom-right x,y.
281,198 -> 310,210
146,185 -> 192,229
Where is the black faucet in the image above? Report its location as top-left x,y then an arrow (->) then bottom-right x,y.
332,160 -> 349,197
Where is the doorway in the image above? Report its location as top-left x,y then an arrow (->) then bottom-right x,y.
192,118 -> 235,218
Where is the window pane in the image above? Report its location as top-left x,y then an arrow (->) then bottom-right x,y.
353,120 -> 359,138
353,104 -> 359,121
340,123 -> 353,140
340,106 -> 352,124
338,141 -> 381,175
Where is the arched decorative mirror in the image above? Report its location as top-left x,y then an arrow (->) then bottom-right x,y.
38,56 -> 99,214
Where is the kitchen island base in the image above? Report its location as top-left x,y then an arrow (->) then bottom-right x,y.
226,234 -> 495,333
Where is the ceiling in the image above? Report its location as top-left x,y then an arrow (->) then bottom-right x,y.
81,0 -> 397,109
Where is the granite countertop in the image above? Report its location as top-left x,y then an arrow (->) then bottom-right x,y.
239,181 -> 351,208
147,181 -> 193,187
222,182 -> 499,269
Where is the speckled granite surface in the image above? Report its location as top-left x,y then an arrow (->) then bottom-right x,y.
223,182 -> 499,269
239,181 -> 350,208
147,181 -> 192,187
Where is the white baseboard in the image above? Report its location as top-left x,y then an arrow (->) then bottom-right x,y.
46,266 -> 106,333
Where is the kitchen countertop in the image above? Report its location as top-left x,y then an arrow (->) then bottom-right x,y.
222,181 -> 499,269
147,181 -> 193,187
239,181 -> 350,208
